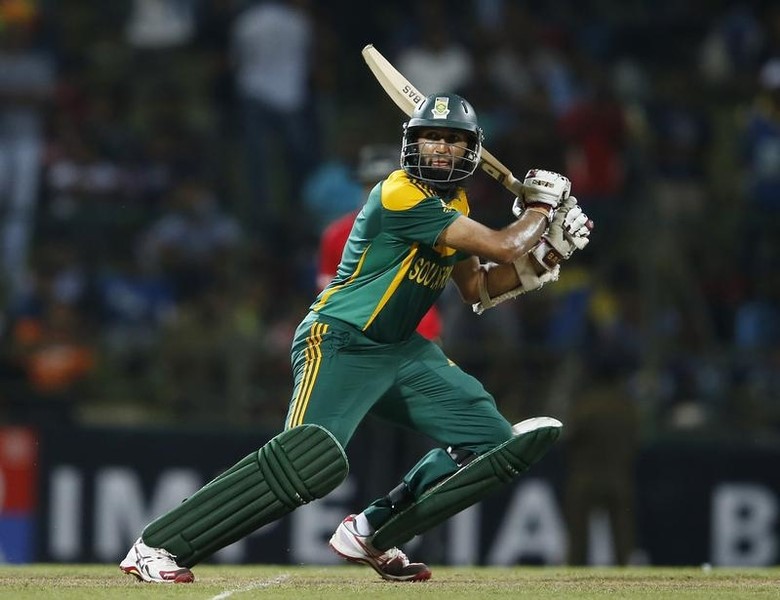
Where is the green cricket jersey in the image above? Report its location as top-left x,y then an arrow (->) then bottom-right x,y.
312,170 -> 470,342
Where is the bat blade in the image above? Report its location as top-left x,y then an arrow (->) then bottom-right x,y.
361,44 -> 524,197
361,44 -> 422,116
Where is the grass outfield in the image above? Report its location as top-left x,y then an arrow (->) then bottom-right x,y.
0,565 -> 779,599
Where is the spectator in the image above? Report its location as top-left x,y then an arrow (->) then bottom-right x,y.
558,69 -> 628,241
698,3 -> 764,96
563,352 -> 640,566
96,254 -> 176,366
125,0 -> 196,50
394,1 -> 474,95
137,174 -> 242,302
11,299 -> 96,416
0,1 -> 55,299
740,58 -> 780,279
734,262 -> 780,355
6,240 -> 97,423
229,0 -> 320,236
301,129 -> 364,233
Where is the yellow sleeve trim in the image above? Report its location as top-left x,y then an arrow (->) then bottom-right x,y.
381,171 -> 471,217
450,188 -> 470,217
381,170 -> 430,211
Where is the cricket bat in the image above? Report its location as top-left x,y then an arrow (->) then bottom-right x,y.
361,44 -> 524,197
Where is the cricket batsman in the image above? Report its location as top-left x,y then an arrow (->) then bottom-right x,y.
120,92 -> 593,583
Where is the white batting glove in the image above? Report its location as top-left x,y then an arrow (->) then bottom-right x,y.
516,169 -> 571,221
511,196 -> 523,219
531,196 -> 594,271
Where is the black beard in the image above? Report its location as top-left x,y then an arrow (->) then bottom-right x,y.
418,164 -> 453,181
429,179 -> 462,198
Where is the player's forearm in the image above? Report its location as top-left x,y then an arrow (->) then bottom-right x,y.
490,205 -> 557,295
451,210 -> 549,304
482,259 -> 538,298
470,243 -> 548,301
490,210 -> 548,264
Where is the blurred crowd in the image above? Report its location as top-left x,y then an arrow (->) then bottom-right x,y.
0,0 -> 778,441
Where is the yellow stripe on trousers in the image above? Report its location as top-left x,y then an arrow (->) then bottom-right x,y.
289,322 -> 328,427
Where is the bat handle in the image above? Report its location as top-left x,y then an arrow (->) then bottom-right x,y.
504,176 -> 524,197
480,161 -> 524,197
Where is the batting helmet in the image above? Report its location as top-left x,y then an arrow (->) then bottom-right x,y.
401,93 -> 483,185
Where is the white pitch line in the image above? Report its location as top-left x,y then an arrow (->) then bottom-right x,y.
209,573 -> 290,600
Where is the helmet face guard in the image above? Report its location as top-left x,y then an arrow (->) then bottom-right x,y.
401,135 -> 481,183
401,93 -> 483,185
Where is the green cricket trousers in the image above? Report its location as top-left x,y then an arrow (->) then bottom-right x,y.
285,311 -> 513,525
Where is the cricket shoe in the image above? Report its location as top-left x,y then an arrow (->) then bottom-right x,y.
120,537 -> 195,583
329,514 -> 431,582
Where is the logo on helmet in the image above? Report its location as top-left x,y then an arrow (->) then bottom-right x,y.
431,97 -> 451,119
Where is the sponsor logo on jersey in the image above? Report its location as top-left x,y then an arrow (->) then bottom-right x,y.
407,258 -> 453,290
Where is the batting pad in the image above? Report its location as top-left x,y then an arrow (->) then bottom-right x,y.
371,417 -> 562,551
142,424 -> 348,567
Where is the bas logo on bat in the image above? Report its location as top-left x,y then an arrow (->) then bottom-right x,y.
402,84 -> 424,107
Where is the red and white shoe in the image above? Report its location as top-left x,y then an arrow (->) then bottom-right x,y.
120,537 -> 195,583
329,514 -> 431,582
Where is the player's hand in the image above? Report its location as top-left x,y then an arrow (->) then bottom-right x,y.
531,196 -> 593,270
554,196 -> 593,253
516,169 -> 571,221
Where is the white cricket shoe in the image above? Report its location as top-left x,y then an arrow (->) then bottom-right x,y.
329,514 -> 431,582
120,537 -> 195,583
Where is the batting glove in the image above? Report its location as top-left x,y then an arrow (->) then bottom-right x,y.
513,169 -> 571,222
531,196 -> 593,271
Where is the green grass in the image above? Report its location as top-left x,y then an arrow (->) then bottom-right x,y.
0,565 -> 778,599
